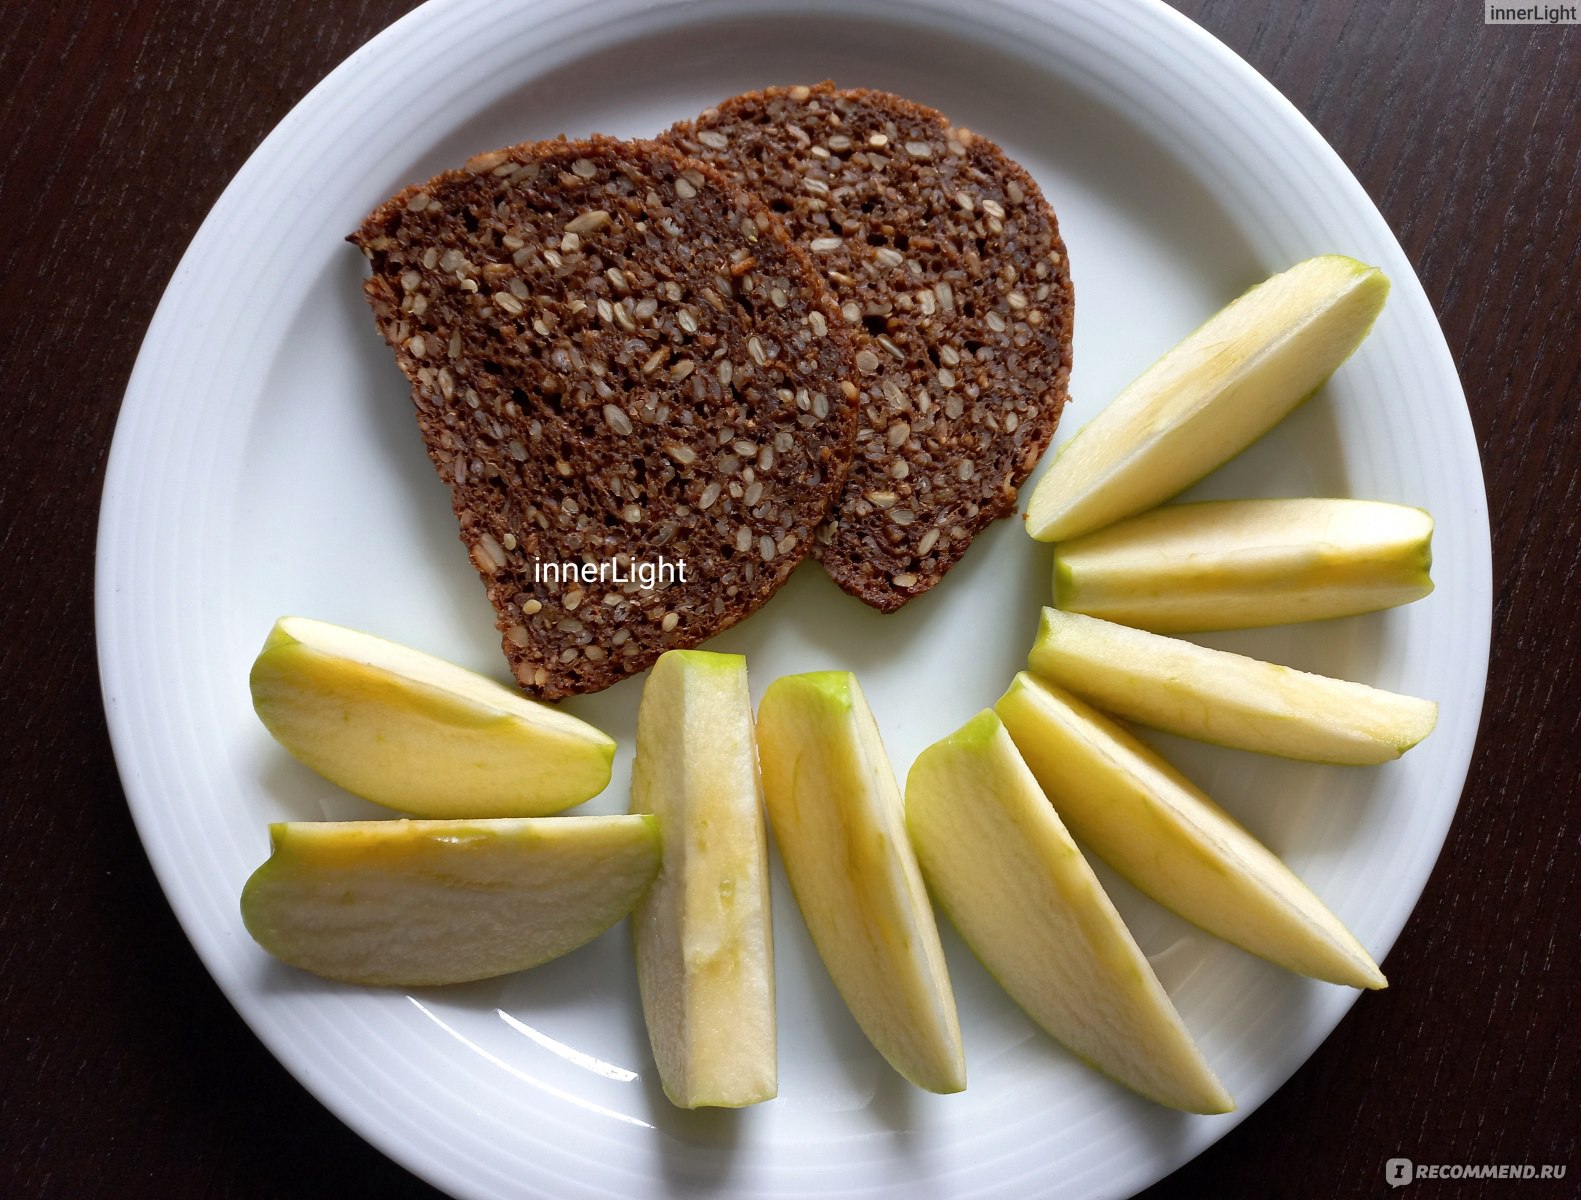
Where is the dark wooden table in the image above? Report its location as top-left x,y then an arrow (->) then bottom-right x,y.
3,2 -> 1575,1196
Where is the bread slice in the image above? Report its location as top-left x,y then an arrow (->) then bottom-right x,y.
350,136 -> 859,698
665,84 -> 1073,612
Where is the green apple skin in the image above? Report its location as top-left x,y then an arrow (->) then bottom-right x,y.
756,671 -> 965,1094
240,815 -> 660,986
996,673 -> 1386,989
1028,608 -> 1437,764
249,616 -> 614,817
1053,499 -> 1434,632
905,710 -> 1233,1114
1027,256 -> 1390,543
630,650 -> 776,1109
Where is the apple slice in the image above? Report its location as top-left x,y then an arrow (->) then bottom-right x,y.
1028,608 -> 1436,764
997,673 -> 1386,988
756,671 -> 965,1094
1053,498 -> 1434,631
906,710 -> 1233,1113
240,815 -> 660,986
630,650 -> 776,1108
1026,255 -> 1390,542
249,616 -> 614,817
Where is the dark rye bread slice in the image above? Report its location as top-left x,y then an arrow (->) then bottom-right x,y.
350,136 -> 859,698
664,84 -> 1073,612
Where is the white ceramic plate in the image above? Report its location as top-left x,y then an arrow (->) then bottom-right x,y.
97,0 -> 1491,1196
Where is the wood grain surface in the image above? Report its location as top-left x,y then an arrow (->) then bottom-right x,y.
1,2 -> 1575,1196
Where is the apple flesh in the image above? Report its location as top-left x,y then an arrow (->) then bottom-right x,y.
997,673 -> 1386,988
1029,608 -> 1437,764
906,710 -> 1233,1114
249,616 -> 614,817
1053,498 -> 1434,631
1026,255 -> 1390,542
240,815 -> 660,986
630,650 -> 776,1109
755,671 -> 965,1094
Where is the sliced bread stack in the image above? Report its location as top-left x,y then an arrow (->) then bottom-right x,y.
353,87 -> 1073,694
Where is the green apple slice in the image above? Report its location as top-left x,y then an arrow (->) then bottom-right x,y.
1029,608 -> 1436,764
249,616 -> 614,817
906,710 -> 1233,1114
240,815 -> 660,986
1053,498 -> 1434,631
756,671 -> 965,1094
630,650 -> 776,1108
1026,255 -> 1390,542
997,673 -> 1386,988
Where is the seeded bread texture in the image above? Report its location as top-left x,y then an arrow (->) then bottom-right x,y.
351,136 -> 859,698
665,84 -> 1073,612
